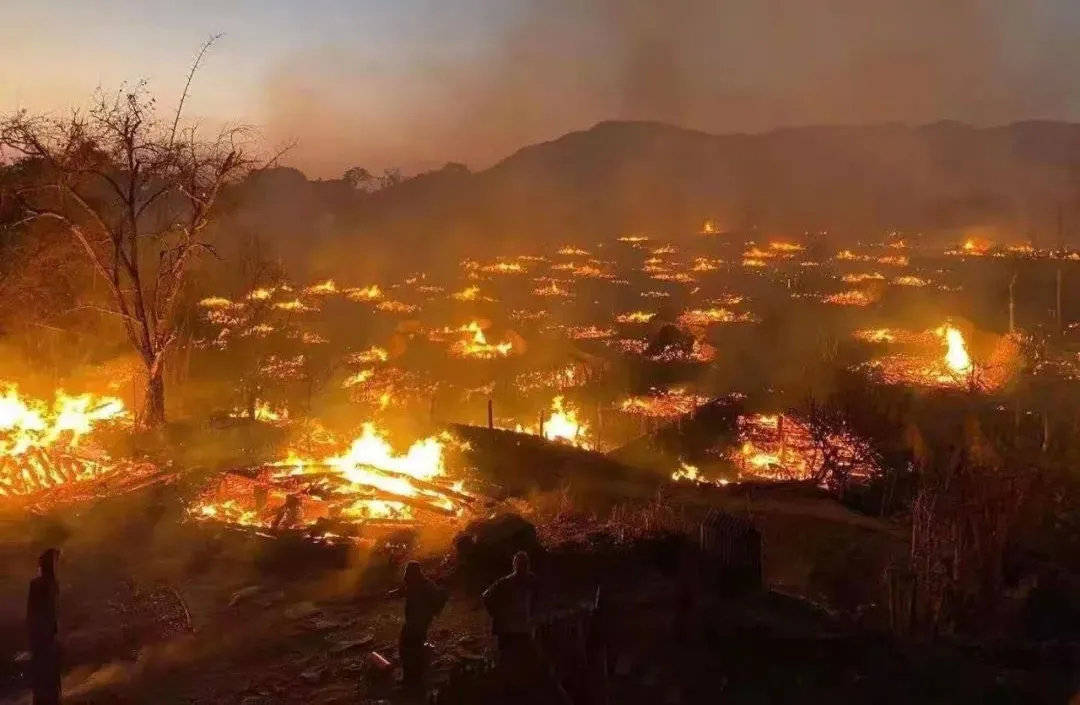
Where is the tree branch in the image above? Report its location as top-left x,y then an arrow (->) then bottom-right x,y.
170,33 -> 222,146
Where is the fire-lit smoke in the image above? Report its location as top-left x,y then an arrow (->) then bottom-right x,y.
256,0 -> 1071,176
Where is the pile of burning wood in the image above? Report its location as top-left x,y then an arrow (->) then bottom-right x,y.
854,325 -> 1018,392
189,422 -> 482,541
0,383 -> 162,508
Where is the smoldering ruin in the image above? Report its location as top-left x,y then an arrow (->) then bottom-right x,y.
2,6 -> 1080,704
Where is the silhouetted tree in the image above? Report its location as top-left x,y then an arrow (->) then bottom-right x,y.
0,38 -> 272,428
343,166 -> 376,192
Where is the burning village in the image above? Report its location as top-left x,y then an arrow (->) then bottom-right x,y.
2,7 -> 1080,705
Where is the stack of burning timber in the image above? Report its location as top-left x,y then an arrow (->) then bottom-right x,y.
0,383 -> 163,508
854,324 -> 1018,392
190,423 -> 482,543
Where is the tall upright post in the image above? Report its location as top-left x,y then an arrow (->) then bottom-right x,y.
487,398 -> 494,429
778,413 -> 785,461
1057,267 -> 1063,336
1057,202 -> 1065,254
1008,273 -> 1016,334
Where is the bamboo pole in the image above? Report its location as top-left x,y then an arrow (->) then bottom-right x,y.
1008,273 -> 1016,333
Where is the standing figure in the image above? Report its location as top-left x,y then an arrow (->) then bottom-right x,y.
482,551 -> 539,686
389,561 -> 446,690
27,548 -> 61,705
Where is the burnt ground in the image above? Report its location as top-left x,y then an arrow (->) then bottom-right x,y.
0,482 -> 1076,705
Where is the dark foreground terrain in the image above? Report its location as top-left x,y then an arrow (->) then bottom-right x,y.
1,475 -> 1075,705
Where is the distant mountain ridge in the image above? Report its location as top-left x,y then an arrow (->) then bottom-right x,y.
227,120 -> 1080,274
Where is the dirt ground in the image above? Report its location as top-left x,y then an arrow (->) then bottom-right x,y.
0,483 -> 1074,704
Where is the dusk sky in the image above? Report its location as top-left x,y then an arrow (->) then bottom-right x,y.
5,0 -> 1080,177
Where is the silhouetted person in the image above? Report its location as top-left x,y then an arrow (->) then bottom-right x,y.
389,561 -> 446,690
482,551 -> 539,686
27,548 -> 60,705
585,585 -> 612,705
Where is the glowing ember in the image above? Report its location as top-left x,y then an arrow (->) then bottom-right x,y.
671,461 -> 730,486
348,346 -> 390,364
841,272 -> 884,283
346,285 -> 384,301
229,400 -> 289,424
343,369 -> 375,388
565,263 -> 612,279
533,281 -> 573,297
274,299 -> 318,313
961,239 -> 990,255
619,388 -> 709,418
557,325 -> 613,340
672,461 -> 701,482
651,338 -> 717,363
514,363 -> 591,392
678,308 -> 756,326
823,290 -> 875,306
730,413 -> 878,484
651,271 -> 696,284
450,322 -> 515,358
852,328 -> 936,345
615,311 -> 656,324
304,280 -> 338,296
198,296 -> 234,309
691,257 -> 724,271
481,261 -> 526,275
376,300 -> 419,314
893,275 -> 929,287
344,367 -> 429,409
451,286 -> 483,301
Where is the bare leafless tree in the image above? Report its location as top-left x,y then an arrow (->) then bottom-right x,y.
0,38 -> 274,428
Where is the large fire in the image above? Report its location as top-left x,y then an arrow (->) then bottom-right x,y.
0,384 -> 152,502
938,325 -> 972,375
857,324 -> 1013,391
192,423 -> 470,534
515,396 -> 591,448
541,396 -> 590,446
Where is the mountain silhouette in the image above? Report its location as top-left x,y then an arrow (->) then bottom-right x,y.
225,120 -> 1080,274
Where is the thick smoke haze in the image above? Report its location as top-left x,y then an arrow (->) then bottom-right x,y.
3,0 -> 1080,175
262,0 -> 1080,176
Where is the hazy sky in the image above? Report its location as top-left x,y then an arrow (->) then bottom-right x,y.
4,0 -> 1080,176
